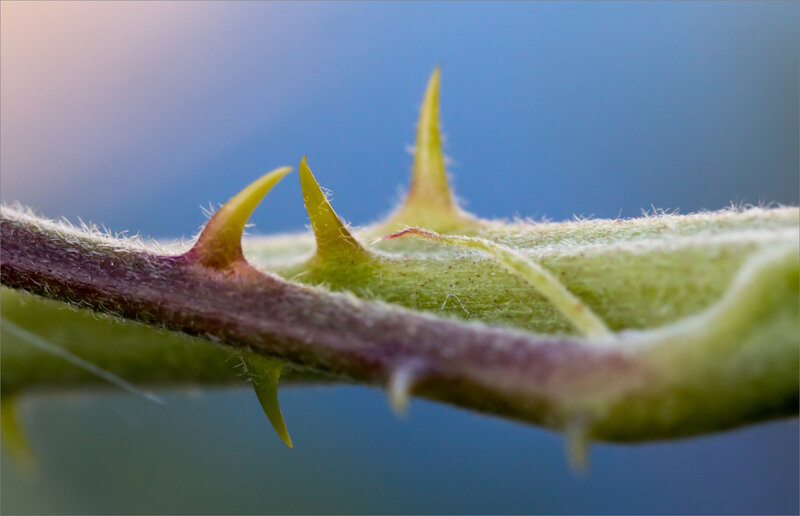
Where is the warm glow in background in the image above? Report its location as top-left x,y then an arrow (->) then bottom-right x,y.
1,2 -> 798,514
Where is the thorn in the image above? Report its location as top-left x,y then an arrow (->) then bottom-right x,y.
244,352 -> 293,448
1,396 -> 37,473
190,166 -> 292,269
410,66 -> 452,209
299,156 -> 368,261
565,419 -> 591,473
379,67 -> 478,233
387,359 -> 425,416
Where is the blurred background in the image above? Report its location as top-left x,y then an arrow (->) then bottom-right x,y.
1,1 -> 798,513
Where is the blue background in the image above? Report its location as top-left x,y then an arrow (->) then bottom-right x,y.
1,1 -> 798,513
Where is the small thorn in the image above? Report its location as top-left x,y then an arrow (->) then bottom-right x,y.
565,419 -> 591,473
387,360 -> 425,416
379,67 -> 478,233
190,166 -> 292,269
299,156 -> 368,261
244,353 -> 293,448
1,396 -> 37,472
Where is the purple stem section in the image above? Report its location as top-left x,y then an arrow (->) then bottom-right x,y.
0,215 -> 640,431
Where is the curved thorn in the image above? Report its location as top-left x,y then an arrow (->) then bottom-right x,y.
190,166 -> 292,269
387,359 -> 426,416
299,156 -> 367,261
1,396 -> 36,472
244,352 -> 293,448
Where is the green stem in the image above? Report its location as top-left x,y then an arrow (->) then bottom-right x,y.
1,207 -> 797,442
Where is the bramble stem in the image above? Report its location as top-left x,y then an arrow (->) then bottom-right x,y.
1,208 -> 797,442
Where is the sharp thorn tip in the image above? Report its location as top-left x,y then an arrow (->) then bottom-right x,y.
190,167 -> 290,269
245,353 -> 294,449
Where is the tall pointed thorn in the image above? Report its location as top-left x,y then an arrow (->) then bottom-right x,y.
409,66 -> 452,211
245,353 -> 293,448
190,167 -> 292,269
379,67 -> 479,233
299,156 -> 368,261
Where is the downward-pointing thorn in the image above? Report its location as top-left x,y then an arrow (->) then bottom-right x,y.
189,166 -> 292,269
565,418 -> 592,473
244,353 -> 293,448
1,396 -> 36,472
387,360 -> 426,416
